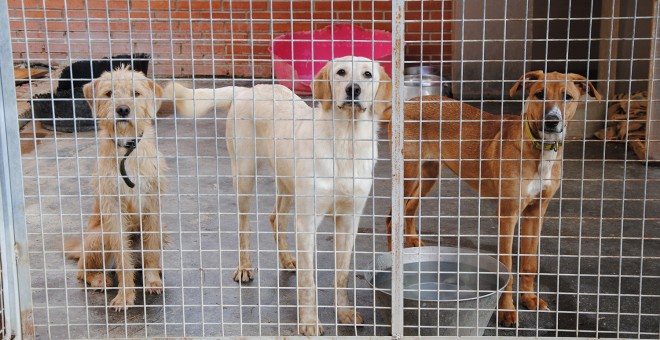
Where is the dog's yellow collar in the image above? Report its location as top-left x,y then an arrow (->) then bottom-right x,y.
524,118 -> 562,152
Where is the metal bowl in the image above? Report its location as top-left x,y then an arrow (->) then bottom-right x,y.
365,246 -> 509,336
405,65 -> 441,76
404,74 -> 452,99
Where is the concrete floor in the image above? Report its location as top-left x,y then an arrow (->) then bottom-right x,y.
20,80 -> 659,338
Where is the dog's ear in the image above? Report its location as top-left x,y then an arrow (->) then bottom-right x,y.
568,73 -> 602,100
147,79 -> 164,116
509,70 -> 545,97
83,79 -> 100,111
313,62 -> 333,112
374,66 -> 393,120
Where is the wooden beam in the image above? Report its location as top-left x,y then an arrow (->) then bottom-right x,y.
598,0 -> 620,99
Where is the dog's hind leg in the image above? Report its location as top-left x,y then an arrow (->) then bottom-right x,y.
227,118 -> 258,283
519,198 -> 551,312
387,160 -> 439,250
270,193 -> 296,270
141,210 -> 164,295
231,156 -> 257,283
387,160 -> 420,251
78,208 -> 112,289
404,161 -> 440,247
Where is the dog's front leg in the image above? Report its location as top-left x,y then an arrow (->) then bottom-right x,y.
334,213 -> 363,325
295,203 -> 324,336
104,214 -> 137,311
497,198 -> 522,327
519,198 -> 552,312
141,210 -> 164,295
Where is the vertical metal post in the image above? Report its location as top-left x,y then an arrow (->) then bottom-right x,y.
390,0 -> 406,337
0,1 -> 34,338
648,0 -> 660,161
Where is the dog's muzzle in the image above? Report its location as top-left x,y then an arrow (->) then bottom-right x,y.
115,105 -> 132,122
339,84 -> 366,111
542,106 -> 563,133
542,113 -> 563,133
346,84 -> 361,98
116,105 -> 130,117
339,101 -> 366,111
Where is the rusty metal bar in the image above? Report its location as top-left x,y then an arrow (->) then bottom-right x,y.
390,0 -> 406,337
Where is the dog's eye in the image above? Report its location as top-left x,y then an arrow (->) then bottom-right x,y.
564,92 -> 573,101
134,91 -> 141,97
336,69 -> 346,76
364,71 -> 372,79
105,91 -> 112,97
534,91 -> 544,100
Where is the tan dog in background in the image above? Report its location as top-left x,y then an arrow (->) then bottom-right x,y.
166,56 -> 391,335
66,66 -> 167,310
386,71 -> 601,326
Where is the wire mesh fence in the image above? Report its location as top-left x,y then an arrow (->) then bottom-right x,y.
1,0 -> 659,338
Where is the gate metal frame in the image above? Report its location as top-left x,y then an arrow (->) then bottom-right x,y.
0,0 -> 34,338
1,0 -> 659,338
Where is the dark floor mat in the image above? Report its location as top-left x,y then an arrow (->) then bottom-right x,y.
32,87 -> 96,133
56,53 -> 151,92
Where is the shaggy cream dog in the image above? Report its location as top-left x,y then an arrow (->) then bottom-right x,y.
66,66 -> 167,310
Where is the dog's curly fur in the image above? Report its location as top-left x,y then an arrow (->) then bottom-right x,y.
65,66 -> 167,310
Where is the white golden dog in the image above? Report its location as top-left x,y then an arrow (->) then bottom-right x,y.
165,56 -> 391,335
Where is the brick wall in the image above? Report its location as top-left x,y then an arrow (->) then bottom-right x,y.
9,0 -> 452,78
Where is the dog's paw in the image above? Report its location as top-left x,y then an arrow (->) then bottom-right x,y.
145,279 -> 163,295
498,298 -> 517,327
110,291 -> 135,312
521,293 -> 550,311
299,322 -> 324,336
299,308 -> 323,335
338,308 -> 364,325
233,268 -> 254,283
86,272 -> 111,290
498,296 -> 517,327
405,236 -> 425,248
498,310 -> 517,327
279,253 -> 297,270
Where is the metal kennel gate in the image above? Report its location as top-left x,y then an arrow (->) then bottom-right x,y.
1,0 -> 660,338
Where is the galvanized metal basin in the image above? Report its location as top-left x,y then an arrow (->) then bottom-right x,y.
365,246 -> 509,336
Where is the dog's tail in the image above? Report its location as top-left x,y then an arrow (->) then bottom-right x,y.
164,82 -> 236,117
64,237 -> 82,260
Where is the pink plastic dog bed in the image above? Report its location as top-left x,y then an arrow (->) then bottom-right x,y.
270,24 -> 394,95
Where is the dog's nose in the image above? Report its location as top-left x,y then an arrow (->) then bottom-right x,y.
346,84 -> 361,98
543,113 -> 562,131
116,105 -> 130,118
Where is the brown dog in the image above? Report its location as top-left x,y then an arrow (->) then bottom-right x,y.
386,71 -> 601,326
65,66 -> 167,310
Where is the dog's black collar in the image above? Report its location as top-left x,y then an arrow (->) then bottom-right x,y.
117,133 -> 143,188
